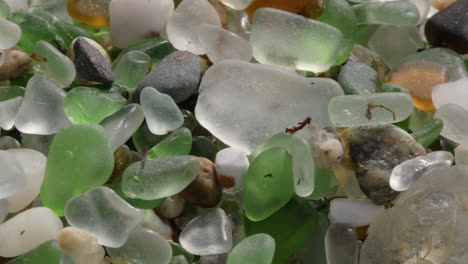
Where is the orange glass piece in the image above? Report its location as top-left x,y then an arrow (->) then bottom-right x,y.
388,60 -> 449,111
245,0 -> 323,20
430,0 -> 456,10
67,0 -> 111,27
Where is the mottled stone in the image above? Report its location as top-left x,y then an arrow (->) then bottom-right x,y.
72,37 -> 114,84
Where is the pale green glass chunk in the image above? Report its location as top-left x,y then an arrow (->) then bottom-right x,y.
353,1 -> 419,26
227,234 -> 275,264
114,51 -> 150,92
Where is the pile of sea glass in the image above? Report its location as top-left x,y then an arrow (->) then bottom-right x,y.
0,0 -> 467,263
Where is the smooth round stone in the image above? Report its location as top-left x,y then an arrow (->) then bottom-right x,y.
434,104 -> 468,144
313,127 -> 343,169
0,199 -> 7,223
166,0 -> 221,55
0,18 -> 21,50
291,128 -> 316,197
65,187 -> 143,248
6,240 -> 63,264
329,198 -> 385,227
67,0 -> 110,27
325,223 -> 358,264
196,24 -> 252,63
64,86 -> 127,125
109,0 -> 174,49
33,41 -> 76,88
179,208 -> 233,256
155,195 -> 185,219
140,87 -> 184,135
100,104 -> 145,152
227,234 -> 275,264
250,8 -> 342,73
107,227 -> 172,264
72,37 -> 114,84
432,77 -> 468,110
368,25 -> 424,69
195,60 -> 343,153
135,50 -> 201,104
425,0 -> 468,54
338,60 -> 378,95
352,1 -> 420,25
215,147 -> 249,194
389,60 -> 448,111
0,207 -> 63,257
15,75 -> 71,135
244,147 -> 294,222
0,150 -> 26,200
328,93 -> 414,127
122,156 -> 200,200
58,227 -> 105,264
346,124 -> 426,204
40,125 -> 114,216
390,151 -> 454,191
5,149 -> 46,213
113,51 -> 150,92
147,127 -> 192,158
0,96 -> 22,130
221,0 -> 252,10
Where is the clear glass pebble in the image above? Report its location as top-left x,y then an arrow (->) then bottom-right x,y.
434,104 -> 468,144
325,223 -> 358,264
0,18 -> 21,50
0,150 -> 26,200
221,0 -> 253,10
0,96 -> 22,130
352,1 -> 420,25
432,77 -> 468,110
329,198 -> 385,227
215,147 -> 249,194
291,128 -> 316,197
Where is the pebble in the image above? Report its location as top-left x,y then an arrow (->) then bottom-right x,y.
40,124 -> 114,216
390,151 -> 454,191
67,0 -> 111,27
434,104 -> 468,144
0,18 -> 21,50
215,147 -> 249,194
244,147 -> 294,221
227,234 -> 275,264
72,37 -> 115,84
58,227 -> 106,264
113,51 -> 150,92
196,24 -> 253,63
180,157 -> 221,207
135,50 -> 201,104
389,60 -> 448,111
328,93 -> 414,127
368,25 -> 424,68
0,48 -> 31,81
329,198 -> 385,227
65,186 -> 143,248
195,60 -> 343,153
109,0 -> 174,49
64,86 -> 127,125
5,149 -> 46,213
139,209 -> 173,238
432,77 -> 468,110
179,208 -> 233,256
425,0 -> 468,54
107,227 -> 172,264
313,127 -> 344,169
147,127 -> 192,158
345,124 -> 426,204
0,96 -> 22,130
100,103 -> 145,152
155,195 -> 185,219
352,1 -> 420,26
250,8 -> 342,73
140,87 -> 184,135
338,60 -> 379,95
166,0 -> 221,55
0,207 -> 63,257
122,156 -> 200,200
32,41 -> 76,88
291,128 -> 316,197
0,150 -> 26,200
15,75 -> 71,135
325,223 -> 358,264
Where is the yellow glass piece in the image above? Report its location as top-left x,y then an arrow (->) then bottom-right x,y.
245,0 -> 322,20
388,60 -> 449,111
67,0 -> 110,27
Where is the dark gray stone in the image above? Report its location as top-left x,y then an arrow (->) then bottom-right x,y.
73,37 -> 115,84
134,50 -> 201,104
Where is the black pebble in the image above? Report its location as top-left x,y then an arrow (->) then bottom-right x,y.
73,37 -> 115,84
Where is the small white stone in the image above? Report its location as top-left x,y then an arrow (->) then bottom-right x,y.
58,227 -> 106,264
156,195 -> 185,219
166,0 -> 221,55
215,147 -> 249,194
0,207 -> 63,257
329,198 -> 385,227
0,18 -> 21,50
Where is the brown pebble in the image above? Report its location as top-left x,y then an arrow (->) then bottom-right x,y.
179,157 -> 222,207
217,174 -> 236,189
0,48 -> 31,81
